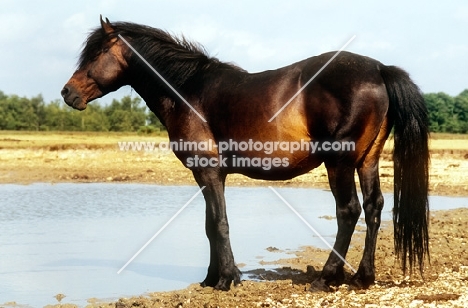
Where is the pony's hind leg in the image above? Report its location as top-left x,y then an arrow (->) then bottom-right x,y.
310,162 -> 361,291
351,124 -> 389,288
350,159 -> 383,288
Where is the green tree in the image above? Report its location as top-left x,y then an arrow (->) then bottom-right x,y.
424,92 -> 455,132
147,110 -> 165,131
105,96 -> 147,131
0,93 -> 45,130
43,100 -> 67,131
29,94 -> 46,130
81,104 -> 110,131
1,89 -> 463,133
453,90 -> 468,133
424,90 -> 468,133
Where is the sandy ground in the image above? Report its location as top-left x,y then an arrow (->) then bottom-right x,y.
40,208 -> 468,308
1,135 -> 468,307
0,145 -> 467,196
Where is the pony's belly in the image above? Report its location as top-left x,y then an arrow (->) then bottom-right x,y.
227,154 -> 323,181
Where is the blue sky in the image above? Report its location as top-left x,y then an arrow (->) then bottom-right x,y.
1,0 -> 467,105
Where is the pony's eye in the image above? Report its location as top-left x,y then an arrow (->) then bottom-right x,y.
102,47 -> 110,53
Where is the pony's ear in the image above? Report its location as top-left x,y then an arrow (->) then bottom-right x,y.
100,15 -> 114,35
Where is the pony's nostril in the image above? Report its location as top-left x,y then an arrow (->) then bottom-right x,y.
61,86 -> 70,98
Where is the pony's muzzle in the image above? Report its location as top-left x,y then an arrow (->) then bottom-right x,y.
60,85 -> 71,98
61,84 -> 87,110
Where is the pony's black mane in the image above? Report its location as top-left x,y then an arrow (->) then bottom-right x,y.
79,22 -> 244,87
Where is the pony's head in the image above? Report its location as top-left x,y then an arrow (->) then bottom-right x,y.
61,16 -> 128,110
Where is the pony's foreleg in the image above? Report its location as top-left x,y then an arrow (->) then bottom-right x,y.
311,163 -> 361,291
192,168 -> 241,290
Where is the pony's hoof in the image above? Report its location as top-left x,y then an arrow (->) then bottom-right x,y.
349,275 -> 374,290
309,279 -> 332,292
200,279 -> 215,288
348,280 -> 372,291
214,277 -> 232,291
201,267 -> 242,291
201,272 -> 218,288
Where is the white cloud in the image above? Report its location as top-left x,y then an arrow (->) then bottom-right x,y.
173,17 -> 278,71
416,43 -> 468,63
173,16 -> 220,44
1,0 -> 468,102
0,12 -> 36,42
355,40 -> 395,53
454,5 -> 468,21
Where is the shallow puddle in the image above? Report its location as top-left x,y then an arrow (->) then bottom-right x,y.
1,183 -> 467,306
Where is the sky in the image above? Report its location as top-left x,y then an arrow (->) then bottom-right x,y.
1,0 -> 467,105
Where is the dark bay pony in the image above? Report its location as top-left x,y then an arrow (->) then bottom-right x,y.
62,17 -> 429,291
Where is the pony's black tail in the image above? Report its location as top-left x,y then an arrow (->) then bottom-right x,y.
380,65 -> 430,274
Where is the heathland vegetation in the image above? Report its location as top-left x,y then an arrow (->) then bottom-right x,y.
1,89 -> 468,133
0,91 -> 163,133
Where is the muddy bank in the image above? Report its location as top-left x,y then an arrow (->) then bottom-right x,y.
34,208 -> 468,308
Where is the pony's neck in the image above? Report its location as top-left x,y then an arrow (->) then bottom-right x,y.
125,49 -> 245,130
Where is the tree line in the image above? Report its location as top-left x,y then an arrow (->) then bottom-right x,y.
0,91 -> 163,133
1,89 -> 468,133
425,90 -> 468,133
